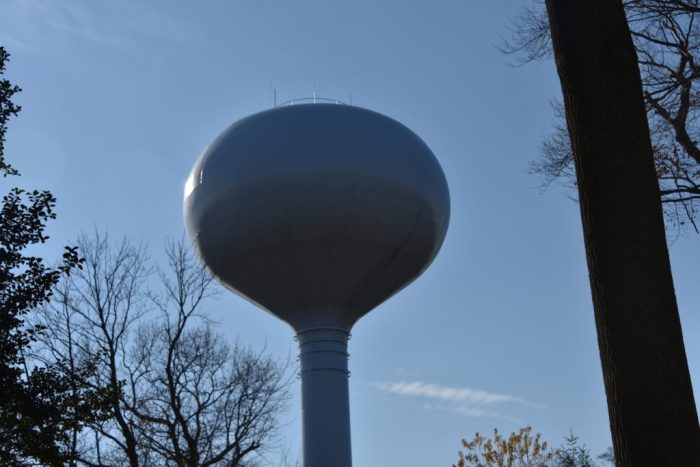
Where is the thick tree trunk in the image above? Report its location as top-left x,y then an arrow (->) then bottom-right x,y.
544,1 -> 700,465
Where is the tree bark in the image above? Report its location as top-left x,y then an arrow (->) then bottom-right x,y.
544,1 -> 700,465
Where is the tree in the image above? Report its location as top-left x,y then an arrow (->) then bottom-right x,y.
555,430 -> 593,467
454,428 -> 617,467
0,47 -> 112,466
544,0 -> 700,464
453,426 -> 558,467
33,233 -> 151,466
596,447 -> 615,466
34,233 -> 289,466
505,1 -> 700,235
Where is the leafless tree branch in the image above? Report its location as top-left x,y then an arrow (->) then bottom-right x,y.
508,0 -> 700,236
32,233 -> 290,466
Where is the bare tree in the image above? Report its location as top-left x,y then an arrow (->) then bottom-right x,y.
126,240 -> 289,467
505,0 -> 700,235
34,232 -> 152,466
33,233 -> 289,466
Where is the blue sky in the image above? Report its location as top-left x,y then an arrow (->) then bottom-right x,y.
1,1 -> 698,465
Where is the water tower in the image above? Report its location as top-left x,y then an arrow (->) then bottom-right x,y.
183,100 -> 449,467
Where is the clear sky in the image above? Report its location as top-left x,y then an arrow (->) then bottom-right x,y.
1,1 -> 698,465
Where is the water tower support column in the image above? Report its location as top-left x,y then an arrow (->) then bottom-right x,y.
296,328 -> 352,467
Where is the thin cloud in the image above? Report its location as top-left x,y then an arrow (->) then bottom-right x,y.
373,380 -> 535,406
424,403 -> 523,423
2,0 -> 199,58
371,380 -> 542,419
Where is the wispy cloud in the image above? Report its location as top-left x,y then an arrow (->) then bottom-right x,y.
424,403 -> 523,423
372,380 -> 529,405
2,0 -> 199,58
371,380 -> 542,420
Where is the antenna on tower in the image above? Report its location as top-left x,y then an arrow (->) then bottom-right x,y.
313,76 -> 317,103
273,88 -> 277,107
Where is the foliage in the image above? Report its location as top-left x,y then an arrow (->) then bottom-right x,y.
0,46 -> 20,176
453,427 -> 558,467
596,447 -> 615,466
454,427 -> 618,467
0,46 -> 112,466
504,1 -> 700,235
555,430 -> 594,467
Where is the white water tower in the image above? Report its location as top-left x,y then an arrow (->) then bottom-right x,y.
184,101 -> 449,467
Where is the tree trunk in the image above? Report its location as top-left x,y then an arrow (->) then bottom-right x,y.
544,1 -> 700,465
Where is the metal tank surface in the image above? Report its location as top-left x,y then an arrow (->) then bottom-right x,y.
183,102 -> 450,467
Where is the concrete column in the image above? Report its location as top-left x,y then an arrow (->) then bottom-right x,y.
296,328 -> 352,467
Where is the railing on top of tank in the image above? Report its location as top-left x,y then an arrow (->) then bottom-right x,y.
277,96 -> 349,107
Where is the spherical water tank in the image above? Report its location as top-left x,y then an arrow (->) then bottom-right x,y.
184,103 -> 450,332
185,102 -> 449,467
